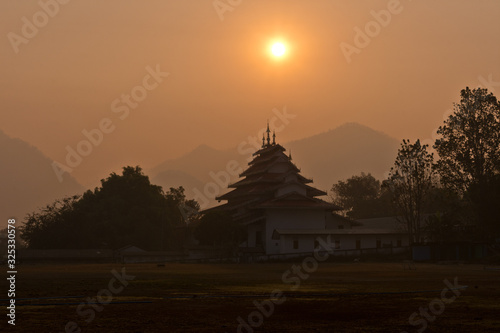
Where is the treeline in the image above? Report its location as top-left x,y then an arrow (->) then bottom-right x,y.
20,166 -> 200,250
331,87 -> 500,243
20,166 -> 246,250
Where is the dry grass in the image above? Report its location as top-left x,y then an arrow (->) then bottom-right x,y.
2,262 -> 499,332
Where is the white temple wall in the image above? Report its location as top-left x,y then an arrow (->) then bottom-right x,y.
264,208 -> 326,254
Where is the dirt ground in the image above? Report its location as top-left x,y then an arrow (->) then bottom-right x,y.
2,261 -> 499,332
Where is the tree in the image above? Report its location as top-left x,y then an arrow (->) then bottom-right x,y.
466,174 -> 500,240
164,186 -> 200,249
165,186 -> 200,227
194,211 -> 246,251
84,166 -> 170,250
434,87 -> 500,240
386,139 -> 434,245
423,187 -> 471,242
331,173 -> 395,219
21,166 -> 198,250
21,196 -> 81,249
434,87 -> 500,194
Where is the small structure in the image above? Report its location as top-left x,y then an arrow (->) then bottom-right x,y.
352,217 -> 409,249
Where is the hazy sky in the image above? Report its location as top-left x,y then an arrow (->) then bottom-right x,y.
1,0 -> 499,187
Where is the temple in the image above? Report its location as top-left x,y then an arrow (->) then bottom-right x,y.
206,123 -> 347,255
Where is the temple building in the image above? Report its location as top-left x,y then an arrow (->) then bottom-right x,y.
206,124 -> 352,255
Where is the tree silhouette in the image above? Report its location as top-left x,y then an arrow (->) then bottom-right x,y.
21,195 -> 81,249
386,140 -> 434,245
434,87 -> 500,240
331,173 -> 395,218
21,166 -> 198,250
434,87 -> 500,194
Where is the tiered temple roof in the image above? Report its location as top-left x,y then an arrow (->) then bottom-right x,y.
207,124 -> 340,224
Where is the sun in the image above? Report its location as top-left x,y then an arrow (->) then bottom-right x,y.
271,42 -> 286,58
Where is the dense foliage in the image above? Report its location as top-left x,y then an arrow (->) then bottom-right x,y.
434,87 -> 500,241
332,87 -> 500,243
21,166 -> 199,250
330,172 -> 395,219
434,87 -> 500,194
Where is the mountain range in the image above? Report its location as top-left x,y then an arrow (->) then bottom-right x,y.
150,122 -> 400,209
0,130 -> 83,229
0,122 -> 401,226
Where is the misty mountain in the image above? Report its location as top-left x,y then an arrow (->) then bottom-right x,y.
149,144 -> 249,208
151,169 -> 205,197
286,122 -> 400,192
1,122 -> 400,223
0,130 -> 84,227
151,122 -> 400,207
150,144 -> 244,182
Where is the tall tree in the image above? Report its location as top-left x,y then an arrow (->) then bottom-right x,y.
386,139 -> 434,245
434,87 -> 500,240
423,187 -> 471,242
434,87 -> 500,193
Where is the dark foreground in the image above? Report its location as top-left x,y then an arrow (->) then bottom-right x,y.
2,262 -> 499,332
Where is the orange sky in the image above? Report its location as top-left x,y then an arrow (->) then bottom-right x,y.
1,0 -> 499,187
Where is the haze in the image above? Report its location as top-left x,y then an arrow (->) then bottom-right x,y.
1,0 -> 499,187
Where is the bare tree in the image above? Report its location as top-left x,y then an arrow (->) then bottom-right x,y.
386,139 -> 434,245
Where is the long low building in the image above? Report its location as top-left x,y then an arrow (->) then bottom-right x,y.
272,227 -> 408,254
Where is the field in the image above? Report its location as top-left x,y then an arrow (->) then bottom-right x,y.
2,261 -> 500,332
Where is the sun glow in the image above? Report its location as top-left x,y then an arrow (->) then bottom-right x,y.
271,42 -> 286,58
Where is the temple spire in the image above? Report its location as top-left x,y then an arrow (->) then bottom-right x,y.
262,134 -> 265,148
272,131 -> 276,145
266,121 -> 271,146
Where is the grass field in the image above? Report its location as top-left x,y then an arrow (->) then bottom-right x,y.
2,261 -> 500,332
